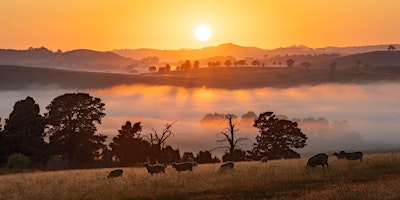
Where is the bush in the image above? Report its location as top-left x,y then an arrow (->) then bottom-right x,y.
7,153 -> 30,169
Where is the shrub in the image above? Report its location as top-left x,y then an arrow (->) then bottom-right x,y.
7,153 -> 30,169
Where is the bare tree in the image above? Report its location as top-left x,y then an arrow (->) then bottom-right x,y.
148,121 -> 177,149
212,114 -> 248,161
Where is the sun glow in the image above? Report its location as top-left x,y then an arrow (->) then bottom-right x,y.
194,25 -> 211,41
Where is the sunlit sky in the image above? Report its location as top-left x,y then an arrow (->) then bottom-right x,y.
1,0 -> 400,51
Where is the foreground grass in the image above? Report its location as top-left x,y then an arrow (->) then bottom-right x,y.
0,153 -> 399,200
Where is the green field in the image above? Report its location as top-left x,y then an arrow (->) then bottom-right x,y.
1,153 -> 399,200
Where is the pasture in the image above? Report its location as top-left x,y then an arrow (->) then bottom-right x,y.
0,153 -> 399,200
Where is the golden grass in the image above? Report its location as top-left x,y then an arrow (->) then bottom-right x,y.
0,153 -> 399,200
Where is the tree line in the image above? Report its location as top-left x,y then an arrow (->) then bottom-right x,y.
0,93 -> 307,170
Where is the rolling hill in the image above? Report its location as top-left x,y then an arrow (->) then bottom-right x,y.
1,62 -> 400,91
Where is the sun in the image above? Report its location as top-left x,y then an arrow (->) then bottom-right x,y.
194,25 -> 211,41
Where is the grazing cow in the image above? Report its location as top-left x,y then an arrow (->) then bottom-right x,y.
107,169 -> 123,178
144,162 -> 166,175
172,162 -> 194,172
334,151 -> 363,162
306,153 -> 329,169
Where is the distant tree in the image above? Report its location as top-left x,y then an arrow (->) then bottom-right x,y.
200,112 -> 227,124
195,150 -> 220,164
109,121 -> 150,166
249,111 -> 307,160
388,45 -> 396,51
3,97 -> 47,167
240,111 -> 257,126
224,59 -> 232,67
148,66 -> 157,72
165,64 -> 171,71
45,93 -> 107,168
355,60 -> 362,71
222,149 -> 246,162
193,60 -> 200,69
215,61 -> 221,67
286,59 -> 295,68
278,62 -> 282,66
237,60 -> 246,67
251,60 -> 260,67
181,60 -> 192,70
233,61 -> 238,67
329,62 -> 337,74
214,114 -> 248,162
273,62 -> 276,66
301,61 -> 311,69
182,152 -> 195,162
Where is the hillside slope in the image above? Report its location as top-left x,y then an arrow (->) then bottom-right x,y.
1,65 -> 400,91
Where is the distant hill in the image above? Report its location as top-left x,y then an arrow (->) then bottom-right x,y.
1,44 -> 399,73
113,43 -> 400,63
0,47 -> 137,73
314,51 -> 400,68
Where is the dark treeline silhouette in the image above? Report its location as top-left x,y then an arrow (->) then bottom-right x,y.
0,94 -> 308,170
0,94 -> 223,170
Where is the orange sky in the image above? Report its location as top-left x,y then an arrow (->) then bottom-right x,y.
1,0 -> 400,51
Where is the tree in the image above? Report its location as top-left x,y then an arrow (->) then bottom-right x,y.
301,62 -> 311,69
329,62 -> 337,74
3,97 -> 47,166
45,93 -> 107,168
250,111 -> 307,160
182,152 -> 195,162
109,121 -> 150,166
240,111 -> 257,126
165,64 -> 171,71
224,59 -> 232,67
286,59 -> 295,68
214,114 -> 248,162
193,60 -> 200,69
148,121 -> 177,163
195,150 -> 220,164
181,60 -> 192,70
251,60 -> 260,67
237,60 -> 246,67
388,45 -> 396,51
148,66 -> 157,72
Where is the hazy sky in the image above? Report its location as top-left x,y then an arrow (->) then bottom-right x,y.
1,0 -> 400,51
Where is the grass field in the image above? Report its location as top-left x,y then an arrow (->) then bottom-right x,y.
0,153 -> 399,200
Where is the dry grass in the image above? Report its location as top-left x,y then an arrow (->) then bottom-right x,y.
0,153 -> 399,200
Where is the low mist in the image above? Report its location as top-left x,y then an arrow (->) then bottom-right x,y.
1,83 -> 399,157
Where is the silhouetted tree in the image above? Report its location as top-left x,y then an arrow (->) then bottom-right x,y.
148,66 -> 157,72
181,60 -> 192,70
240,111 -> 257,126
45,93 -> 107,168
193,60 -> 200,69
286,59 -> 295,68
237,60 -> 246,67
251,60 -> 260,67
182,152 -> 195,162
224,59 -> 232,67
3,97 -> 47,167
158,145 -> 180,164
301,61 -> 311,69
222,149 -> 246,162
148,121 -> 177,163
329,62 -> 337,74
214,114 -> 248,162
388,45 -> 396,51
165,64 -> 171,71
195,150 -> 220,164
249,111 -> 307,160
109,121 -> 150,166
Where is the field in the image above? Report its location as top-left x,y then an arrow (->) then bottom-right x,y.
0,153 -> 399,200
2,65 -> 400,91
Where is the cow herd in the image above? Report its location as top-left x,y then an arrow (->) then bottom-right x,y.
107,151 -> 363,178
